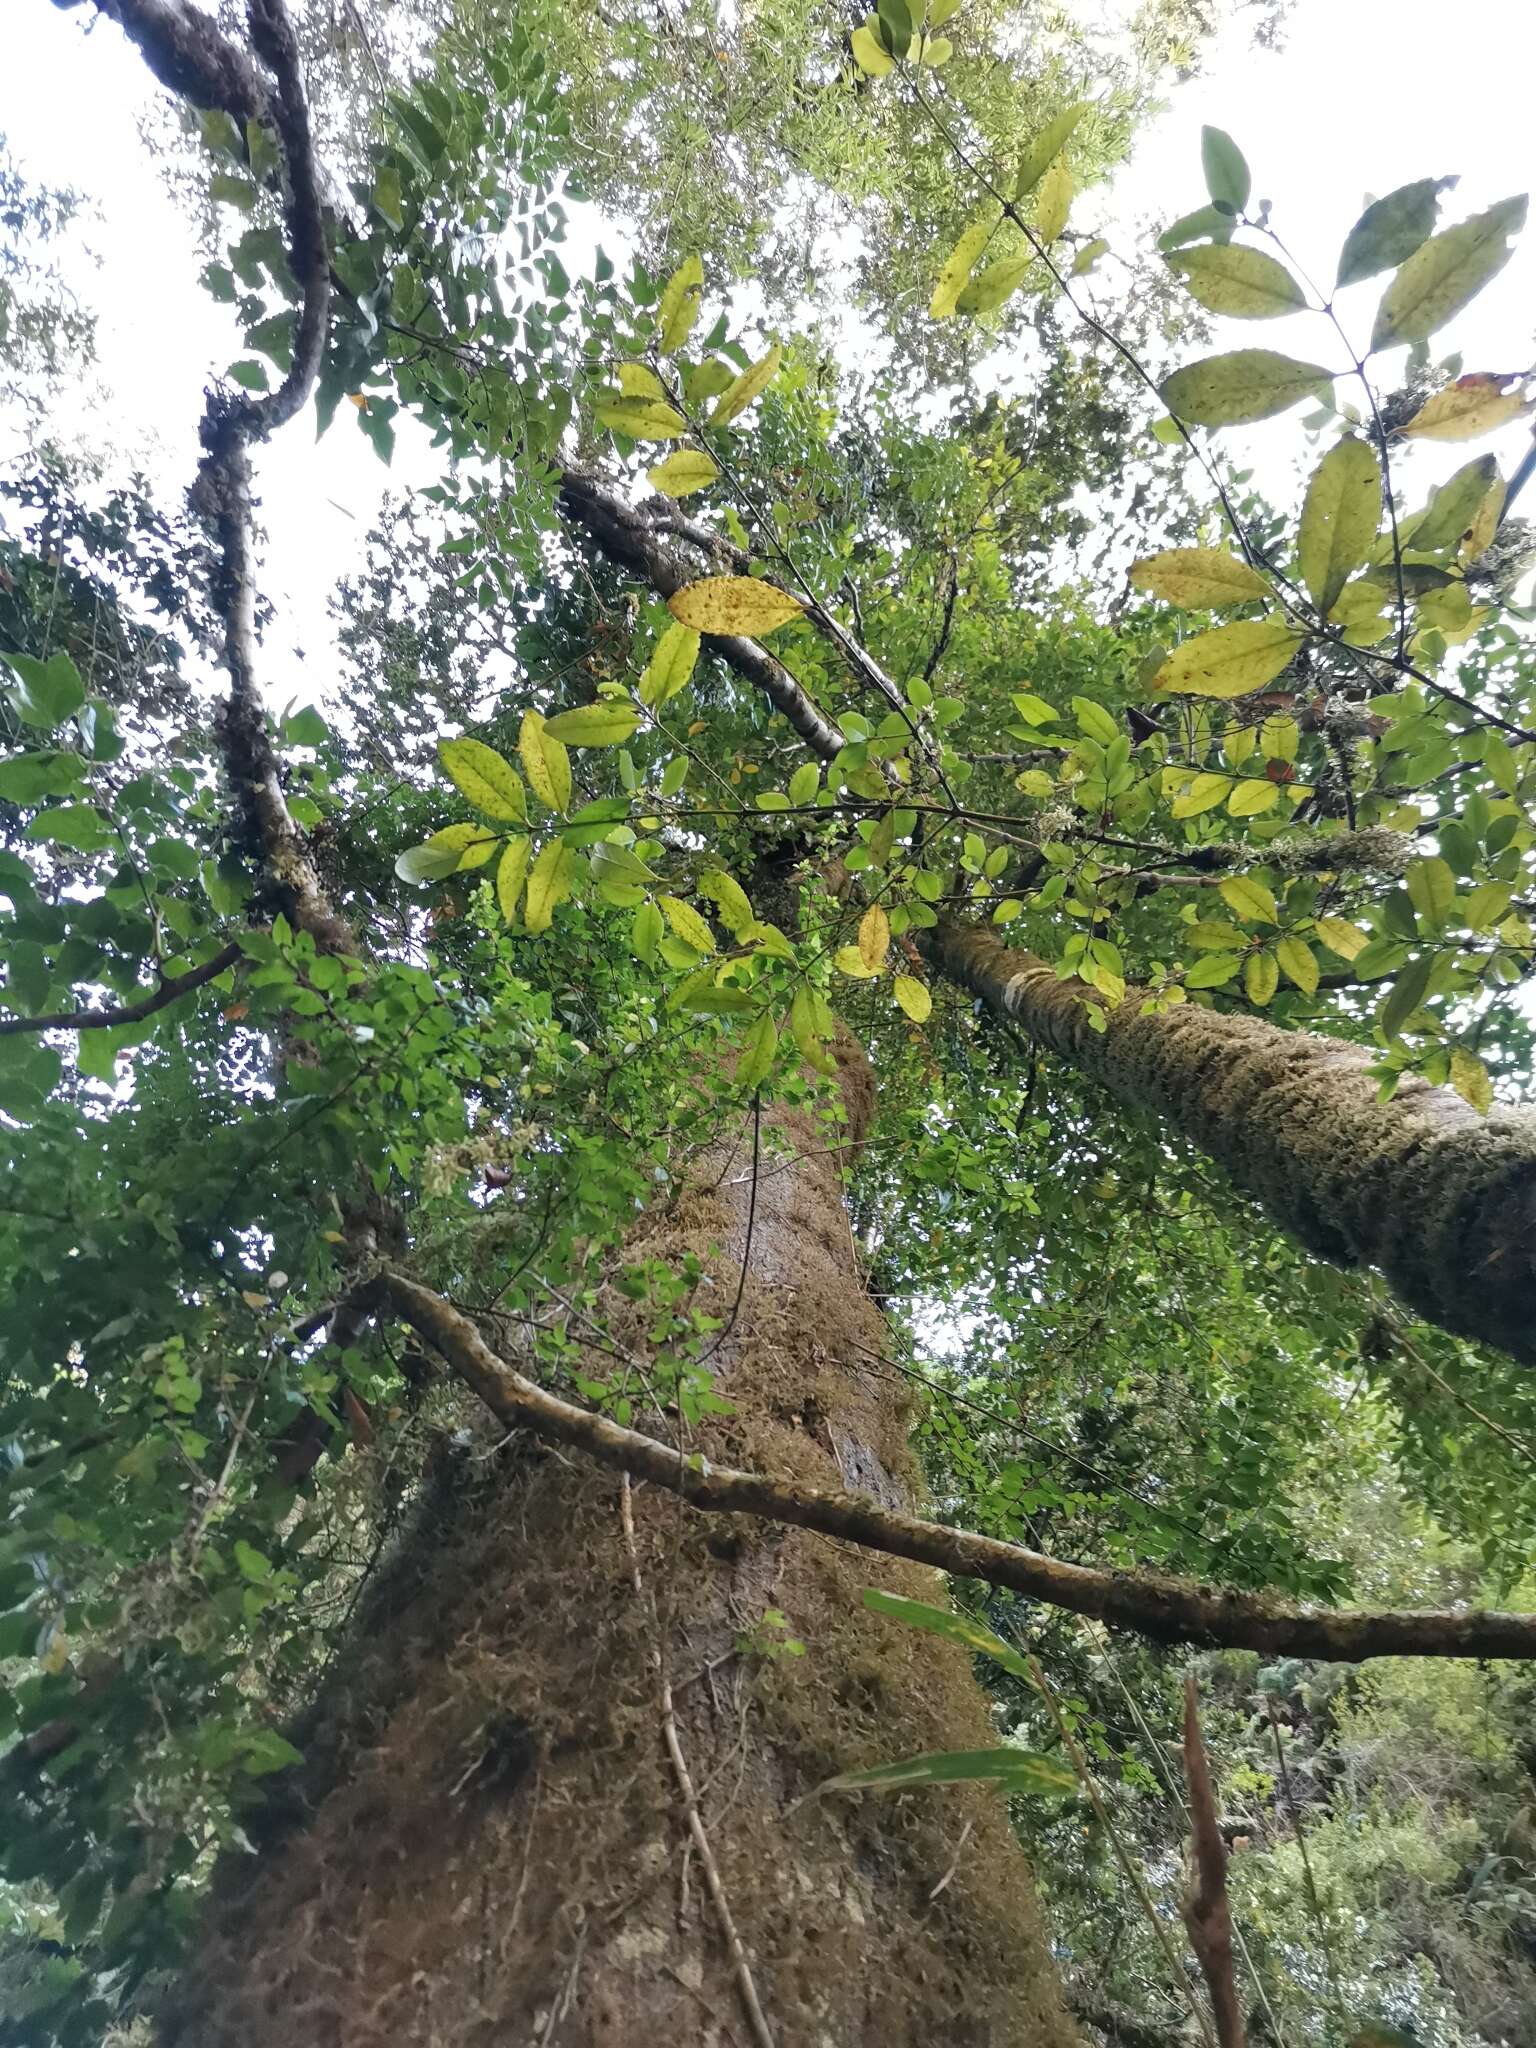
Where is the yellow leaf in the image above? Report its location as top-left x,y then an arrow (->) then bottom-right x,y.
518,709 -> 572,815
850,21 -> 893,75
1461,477 -> 1508,563
438,737 -> 527,822
1227,779 -> 1279,817
659,894 -> 716,954
1450,1046 -> 1493,1113
1128,548 -> 1272,609
1034,159 -> 1073,245
1170,771 -> 1232,818
656,253 -> 704,355
711,343 -> 783,426
496,835 -> 531,922
1328,577 -> 1392,646
930,206 -> 1000,319
736,1010 -> 778,1092
1313,916 -> 1368,960
594,396 -> 689,440
639,621 -> 701,706
1152,620 -> 1302,698
698,868 -> 754,936
1244,951 -> 1279,1005
428,822 -> 499,870
1259,713 -> 1299,763
893,974 -> 932,1022
1167,244 -> 1306,318
835,944 -> 879,979
1298,436 -> 1382,611
1275,934 -> 1319,993
668,575 -> 804,637
523,838 -> 574,934
955,253 -> 1034,317
647,449 -> 720,498
858,904 -> 891,972
1218,876 -> 1278,923
1400,373 -> 1533,442
790,983 -> 838,1071
618,362 -> 666,400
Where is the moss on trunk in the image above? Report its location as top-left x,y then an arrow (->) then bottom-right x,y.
155,1044 -> 1077,2047
929,918 -> 1536,1365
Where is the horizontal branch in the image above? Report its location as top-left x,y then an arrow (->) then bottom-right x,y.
376,1268 -> 1536,1662
0,942 -> 242,1038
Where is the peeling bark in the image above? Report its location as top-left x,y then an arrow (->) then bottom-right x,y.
928,918 -> 1536,1366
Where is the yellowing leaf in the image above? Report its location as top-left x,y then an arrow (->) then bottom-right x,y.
1129,548 -> 1272,609
850,22 -> 893,74
1167,244 -> 1306,318
1461,476 -> 1507,563
1371,196 -> 1528,350
1399,373 -> 1532,442
668,576 -> 804,637
858,903 -> 891,972
1218,876 -> 1278,923
893,974 -> 932,1022
618,362 -> 666,400
523,838 -> 575,934
659,894 -> 715,955
1313,916 -> 1368,960
1072,237 -> 1108,277
711,343 -> 783,426
1014,104 -> 1088,201
1033,159 -> 1073,244
495,835 -> 531,922
543,701 -> 641,746
594,396 -> 690,440
930,206 -> 1000,319
647,449 -> 721,497
639,621 -> 701,707
1170,771 -> 1232,817
1152,619 -> 1302,698
438,737 -> 527,822
835,944 -> 880,979
1450,1046 -> 1493,1114
1161,350 -> 1333,427
1244,951 -> 1279,1005
698,867 -> 753,936
1298,436 -> 1382,611
656,253 -> 704,355
1227,779 -> 1279,817
790,983 -> 838,1071
955,253 -> 1034,317
428,821 -> 499,870
1184,920 -> 1247,949
736,1009 -> 779,1091
518,709 -> 572,815
1275,934 -> 1319,993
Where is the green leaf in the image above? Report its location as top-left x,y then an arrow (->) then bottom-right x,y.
1371,196 -> 1527,350
1297,436 -> 1382,611
1184,920 -> 1247,950
660,894 -> 715,954
698,868 -> 754,936
1379,952 -> 1435,1040
1162,351 -> 1334,427
395,840 -> 461,885
2,651 -> 86,731
930,206 -> 1000,319
1200,126 -> 1251,215
617,362 -> 666,401
736,1010 -> 778,1092
1152,620 -> 1302,698
426,822 -> 499,872
1073,696 -> 1119,745
1184,951 -> 1242,986
818,1746 -> 1078,1798
1244,951 -> 1279,1005
1415,455 -> 1500,550
1158,204 -> 1236,252
519,709 -> 572,815
1218,876 -> 1278,923
631,898 -> 663,965
439,737 -> 528,821
850,21 -> 894,75
1406,855 -> 1455,926
544,702 -> 641,747
862,1588 -> 1036,1682
1167,244 -> 1305,318
955,253 -> 1034,318
1033,159 -> 1073,244
1129,549 -> 1272,609
1336,178 -> 1450,288
1275,934 -> 1319,994
1226,779 -> 1279,817
639,621 -> 701,707
594,396 -> 690,440
1313,916 -> 1368,960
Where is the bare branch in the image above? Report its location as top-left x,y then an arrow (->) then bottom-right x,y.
0,940 -> 241,1037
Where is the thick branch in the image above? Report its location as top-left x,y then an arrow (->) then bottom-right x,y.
0,941 -> 241,1037
373,1267 -> 1536,1661
558,472 -> 846,762
1181,1679 -> 1245,2048
926,917 -> 1536,1366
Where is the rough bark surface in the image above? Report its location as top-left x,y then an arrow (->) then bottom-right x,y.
157,1045 -> 1078,2048
929,919 -> 1536,1365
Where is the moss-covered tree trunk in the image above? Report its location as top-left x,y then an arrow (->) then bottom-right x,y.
158,1043 -> 1077,2048
929,918 -> 1536,1363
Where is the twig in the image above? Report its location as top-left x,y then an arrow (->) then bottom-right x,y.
619,1476 -> 776,2048
1181,1678 -> 1245,2048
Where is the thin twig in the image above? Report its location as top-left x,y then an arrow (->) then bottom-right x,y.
619,1476 -> 776,2048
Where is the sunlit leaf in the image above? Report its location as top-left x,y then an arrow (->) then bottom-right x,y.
647,449 -> 721,497
1313,916 -> 1368,960
668,576 -> 805,636
893,974 -> 932,1022
495,835 -> 531,922
1219,876 -> 1278,923
544,702 -> 641,747
1161,350 -> 1334,426
858,904 -> 891,972
1129,549 -> 1272,608
1013,104 -> 1087,201
523,838 -> 575,934
639,621 -> 701,706
1275,934 -> 1319,994
594,396 -> 690,439
736,1010 -> 778,1091
1167,244 -> 1305,318
519,709 -> 572,815
1450,1046 -> 1493,1113
1244,951 -> 1278,1005
711,343 -> 783,425
930,205 -> 1000,318
1151,620 -> 1303,698
660,894 -> 716,954
862,1588 -> 1036,1681
656,252 -> 704,354
1034,159 -> 1073,244
850,21 -> 894,74
438,737 -> 527,822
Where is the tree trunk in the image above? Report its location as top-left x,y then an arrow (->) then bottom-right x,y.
157,1041 -> 1078,2048
928,918 -> 1536,1364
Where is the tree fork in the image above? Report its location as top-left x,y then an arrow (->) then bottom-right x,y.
927,917 -> 1536,1365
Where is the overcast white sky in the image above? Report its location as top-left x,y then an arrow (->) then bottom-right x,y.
2,0 -> 1533,710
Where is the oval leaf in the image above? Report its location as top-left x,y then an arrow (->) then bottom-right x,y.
668,576 -> 805,637
656,253 -> 704,354
1167,244 -> 1305,318
438,737 -> 527,822
495,835 -> 531,922
518,709 -> 572,815
594,395 -> 690,440
523,838 -> 575,934
1129,548 -> 1272,609
1336,178 -> 1450,289
1371,196 -> 1527,350
893,973 -> 932,1022
659,894 -> 716,955
1151,620 -> 1303,698
543,702 -> 641,747
858,903 -> 891,972
1161,350 -> 1334,427
1297,436 -> 1382,611
1399,374 -> 1532,443
1200,125 -> 1250,215
647,449 -> 721,497
710,343 -> 783,426
639,621 -> 701,707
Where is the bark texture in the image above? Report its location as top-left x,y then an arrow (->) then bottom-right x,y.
157,1046 -> 1078,2048
929,919 -> 1536,1365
